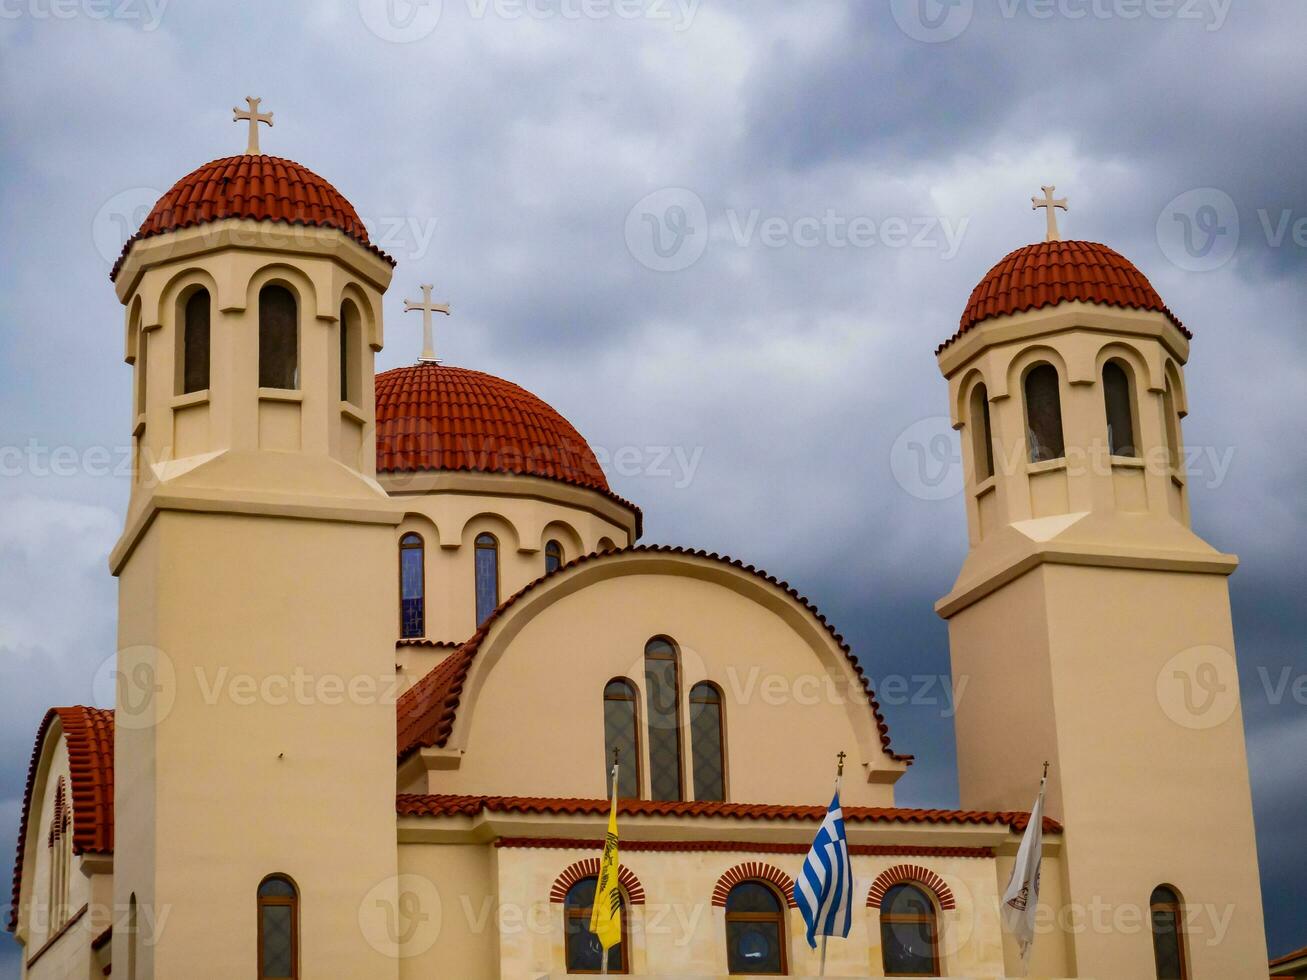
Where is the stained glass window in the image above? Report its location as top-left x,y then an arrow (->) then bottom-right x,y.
1024,363 -> 1065,463
182,288 -> 210,395
475,533 -> 500,625
258,285 -> 298,390
880,884 -> 939,977
1151,886 -> 1188,979
400,533 -> 425,639
546,539 -> 565,575
603,680 -> 640,799
1103,361 -> 1138,457
564,877 -> 627,974
690,682 -> 725,802
644,638 -> 682,802
725,881 -> 786,975
258,875 -> 298,979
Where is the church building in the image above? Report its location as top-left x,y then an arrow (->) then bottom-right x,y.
6,110 -> 1269,978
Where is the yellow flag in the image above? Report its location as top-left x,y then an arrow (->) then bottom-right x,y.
589,767 -> 621,953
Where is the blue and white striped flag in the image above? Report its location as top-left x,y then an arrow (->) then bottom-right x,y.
795,788 -> 854,949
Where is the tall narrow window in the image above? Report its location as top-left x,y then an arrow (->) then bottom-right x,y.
969,383 -> 995,481
1103,361 -> 1138,457
181,288 -> 211,394
725,881 -> 787,975
644,638 -> 683,802
399,533 -> 425,639
689,682 -> 726,801
135,328 -> 149,419
1150,886 -> 1189,980
339,301 -> 357,404
257,875 -> 299,980
564,877 -> 628,974
545,539 -> 565,575
603,680 -> 641,799
1163,380 -> 1182,471
880,884 -> 940,977
1024,363 -> 1065,463
259,285 -> 298,390
127,894 -> 138,980
475,533 -> 500,625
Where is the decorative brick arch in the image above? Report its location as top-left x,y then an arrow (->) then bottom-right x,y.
712,862 -> 798,909
550,858 -> 646,906
866,864 -> 955,911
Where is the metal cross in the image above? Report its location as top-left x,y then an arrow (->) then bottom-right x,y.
1032,185 -> 1069,242
837,750 -> 847,777
403,284 -> 451,364
233,96 -> 274,155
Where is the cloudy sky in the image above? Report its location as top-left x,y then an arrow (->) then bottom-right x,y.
1,0 -> 1304,970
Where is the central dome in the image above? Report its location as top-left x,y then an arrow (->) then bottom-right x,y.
375,364 -> 611,494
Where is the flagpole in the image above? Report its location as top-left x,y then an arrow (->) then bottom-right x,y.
816,751 -> 846,978
600,749 -> 618,977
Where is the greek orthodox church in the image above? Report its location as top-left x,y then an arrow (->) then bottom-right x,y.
7,109 -> 1269,978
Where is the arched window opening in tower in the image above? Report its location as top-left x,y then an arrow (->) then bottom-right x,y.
475,533 -> 500,626
1024,363 -> 1066,463
339,301 -> 359,405
181,288 -> 211,395
603,679 -> 641,799
1163,380 -> 1183,472
644,637 -> 683,802
969,382 -> 995,481
725,880 -> 788,975
399,533 -> 425,639
258,285 -> 299,390
1103,360 -> 1139,457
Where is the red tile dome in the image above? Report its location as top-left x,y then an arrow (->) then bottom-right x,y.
375,364 -> 612,495
110,154 -> 394,280
940,240 -> 1188,352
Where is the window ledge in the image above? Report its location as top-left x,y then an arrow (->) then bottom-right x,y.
1027,457 -> 1067,475
339,401 -> 367,424
171,390 -> 210,410
1170,471 -> 1187,488
971,475 -> 997,497
1110,455 -> 1146,469
132,414 -> 146,438
258,387 -> 303,403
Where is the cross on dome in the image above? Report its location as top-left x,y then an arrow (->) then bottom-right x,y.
404,283 -> 451,364
233,96 -> 273,155
1032,185 -> 1069,242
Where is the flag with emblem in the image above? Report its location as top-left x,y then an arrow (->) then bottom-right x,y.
1001,773 -> 1046,975
589,761 -> 622,961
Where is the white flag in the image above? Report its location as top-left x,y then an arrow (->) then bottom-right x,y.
1001,777 -> 1045,975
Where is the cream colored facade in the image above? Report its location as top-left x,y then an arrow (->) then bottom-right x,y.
5,150 -> 1272,979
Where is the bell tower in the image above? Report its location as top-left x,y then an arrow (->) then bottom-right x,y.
108,105 -> 402,978
936,196 -> 1267,977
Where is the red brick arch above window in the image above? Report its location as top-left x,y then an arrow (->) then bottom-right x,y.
712,862 -> 798,909
866,864 -> 955,911
550,858 -> 645,906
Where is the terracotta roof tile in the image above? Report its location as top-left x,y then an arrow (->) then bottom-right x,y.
396,794 -> 1061,833
396,545 -> 912,767
939,240 -> 1189,353
109,154 -> 394,281
8,707 -> 114,933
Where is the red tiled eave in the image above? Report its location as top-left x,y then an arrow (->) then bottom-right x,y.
939,240 -> 1190,354
396,794 -> 1061,834
396,545 -> 914,767
109,154 -> 394,281
8,707 -> 114,933
1270,944 -> 1307,969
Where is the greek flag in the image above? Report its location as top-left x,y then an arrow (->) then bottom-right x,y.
795,789 -> 854,949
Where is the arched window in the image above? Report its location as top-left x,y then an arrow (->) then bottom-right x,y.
880,883 -> 940,977
545,539 -> 565,575
725,881 -> 787,975
1103,361 -> 1138,457
399,533 -> 425,639
135,327 -> 149,419
603,680 -> 641,799
49,777 -> 71,928
1024,363 -> 1065,463
181,288 -> 211,394
1150,886 -> 1189,980
644,638 -> 682,802
339,301 -> 358,404
1163,380 -> 1182,471
969,382 -> 995,481
475,533 -> 500,625
564,877 -> 628,974
689,682 -> 726,802
257,874 -> 299,979
598,537 -> 617,553
259,285 -> 298,390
